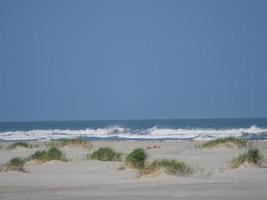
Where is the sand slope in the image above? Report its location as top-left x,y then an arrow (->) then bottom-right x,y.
1,141 -> 267,200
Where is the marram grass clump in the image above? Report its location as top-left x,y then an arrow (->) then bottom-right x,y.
31,147 -> 67,163
60,139 -> 91,148
45,139 -> 90,148
2,157 -> 26,172
47,139 -> 91,148
230,148 -> 264,168
139,159 -> 194,177
7,142 -> 29,150
125,148 -> 147,169
123,148 -> 195,178
7,142 -> 39,150
201,137 -> 247,148
89,147 -> 122,161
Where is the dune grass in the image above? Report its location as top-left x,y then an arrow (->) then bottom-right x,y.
7,142 -> 40,150
201,137 -> 247,148
2,157 -> 26,172
139,159 -> 194,176
89,147 -> 122,161
125,148 -> 147,169
31,146 -> 67,162
230,148 -> 264,168
46,139 -> 91,148
1,147 -> 67,171
124,148 -> 193,177
7,142 -> 29,150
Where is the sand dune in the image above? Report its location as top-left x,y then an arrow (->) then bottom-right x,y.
1,141 -> 267,200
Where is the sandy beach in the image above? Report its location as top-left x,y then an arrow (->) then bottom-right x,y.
1,140 -> 267,200
1,0 -> 267,199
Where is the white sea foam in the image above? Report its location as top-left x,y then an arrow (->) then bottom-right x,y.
0,125 -> 266,141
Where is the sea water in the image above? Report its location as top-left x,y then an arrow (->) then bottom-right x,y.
0,118 -> 267,141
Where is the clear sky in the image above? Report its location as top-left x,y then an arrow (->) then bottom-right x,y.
0,0 -> 267,121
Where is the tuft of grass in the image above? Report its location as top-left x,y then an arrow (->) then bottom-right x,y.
28,143 -> 40,148
123,149 -> 195,178
125,148 -> 147,169
46,139 -> 91,148
201,137 -> 247,148
230,148 -> 264,168
2,157 -> 26,172
7,142 -> 39,150
31,150 -> 47,160
7,142 -> 29,150
89,147 -> 122,161
139,159 -> 194,177
31,147 -> 67,162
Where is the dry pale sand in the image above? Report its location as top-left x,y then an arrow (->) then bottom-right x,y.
1,141 -> 267,200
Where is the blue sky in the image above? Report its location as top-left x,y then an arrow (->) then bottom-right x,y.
0,0 -> 267,121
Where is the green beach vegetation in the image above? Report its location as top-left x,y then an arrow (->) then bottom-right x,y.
7,142 -> 39,150
230,148 -> 264,168
2,157 -> 26,172
139,159 -> 194,176
1,147 -> 66,171
124,148 -> 194,177
201,137 -> 247,148
125,148 -> 147,169
46,139 -> 92,148
31,146 -> 67,162
7,141 -> 29,150
89,147 -> 122,161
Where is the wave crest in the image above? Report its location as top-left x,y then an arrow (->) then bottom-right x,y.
0,125 -> 267,141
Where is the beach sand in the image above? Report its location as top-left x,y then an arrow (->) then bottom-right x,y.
1,141 -> 267,200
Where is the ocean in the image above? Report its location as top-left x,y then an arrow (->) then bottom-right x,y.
0,118 -> 267,141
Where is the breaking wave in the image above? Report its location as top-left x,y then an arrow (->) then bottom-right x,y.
0,125 -> 267,141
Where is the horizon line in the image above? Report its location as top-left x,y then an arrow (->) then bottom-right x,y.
1,116 -> 267,123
